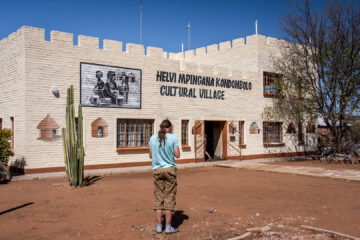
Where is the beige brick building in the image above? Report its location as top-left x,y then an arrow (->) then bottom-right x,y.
0,26 -> 317,173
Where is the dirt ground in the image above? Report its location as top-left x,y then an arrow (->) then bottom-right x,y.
1,166 -> 360,240
267,159 -> 360,170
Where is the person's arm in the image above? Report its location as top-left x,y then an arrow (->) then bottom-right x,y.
174,146 -> 180,158
173,135 -> 180,158
148,137 -> 153,159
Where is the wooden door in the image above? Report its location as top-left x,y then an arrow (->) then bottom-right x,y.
194,121 -> 205,162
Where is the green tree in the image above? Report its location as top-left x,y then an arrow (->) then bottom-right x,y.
265,0 -> 360,152
0,129 -> 12,166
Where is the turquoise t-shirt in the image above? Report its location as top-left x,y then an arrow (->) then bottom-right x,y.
149,133 -> 179,170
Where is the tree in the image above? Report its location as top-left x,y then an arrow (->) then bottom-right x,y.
351,120 -> 360,143
265,0 -> 360,152
0,129 -> 12,166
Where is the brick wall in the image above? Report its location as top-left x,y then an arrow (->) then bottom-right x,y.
0,27 -> 27,158
0,26 -> 317,170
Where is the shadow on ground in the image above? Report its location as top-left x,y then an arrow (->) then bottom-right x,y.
83,176 -> 102,186
0,202 -> 34,216
172,210 -> 189,228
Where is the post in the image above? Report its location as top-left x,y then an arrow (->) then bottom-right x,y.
139,0 -> 143,44
187,23 -> 191,50
255,20 -> 258,35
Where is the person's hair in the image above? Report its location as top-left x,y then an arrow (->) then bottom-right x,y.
107,71 -> 115,78
158,119 -> 172,146
96,71 -> 103,79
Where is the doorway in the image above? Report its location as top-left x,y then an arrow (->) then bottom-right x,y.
204,121 -> 226,161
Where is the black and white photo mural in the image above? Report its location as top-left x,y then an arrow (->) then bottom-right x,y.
80,63 -> 141,109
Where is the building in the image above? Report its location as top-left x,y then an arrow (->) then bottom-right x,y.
317,116 -> 360,147
0,26 -> 317,173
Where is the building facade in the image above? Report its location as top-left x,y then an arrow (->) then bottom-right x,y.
0,26 -> 317,173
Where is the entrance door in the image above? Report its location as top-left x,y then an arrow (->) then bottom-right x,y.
204,121 -> 227,161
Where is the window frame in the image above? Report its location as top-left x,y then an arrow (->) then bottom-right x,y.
298,122 -> 304,145
263,122 -> 284,146
239,121 -> 245,147
116,119 -> 154,151
286,122 -> 296,134
306,122 -> 315,134
263,72 -> 281,97
181,120 -> 190,149
10,117 -> 14,154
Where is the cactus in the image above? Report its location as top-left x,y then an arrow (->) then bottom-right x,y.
62,85 -> 84,187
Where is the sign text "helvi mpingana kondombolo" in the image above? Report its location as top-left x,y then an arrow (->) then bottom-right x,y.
156,71 -> 252,100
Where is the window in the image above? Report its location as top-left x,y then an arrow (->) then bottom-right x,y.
263,122 -> 283,145
306,122 -> 315,133
239,121 -> 245,145
97,127 -> 103,137
181,120 -> 189,147
52,129 -> 57,137
117,119 -> 153,149
286,122 -> 296,134
0,118 -> 2,129
91,118 -> 108,138
263,72 -> 280,96
10,117 -> 14,152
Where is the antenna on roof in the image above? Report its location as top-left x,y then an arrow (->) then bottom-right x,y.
255,20 -> 258,35
182,42 -> 184,53
140,0 -> 143,44
187,22 -> 191,50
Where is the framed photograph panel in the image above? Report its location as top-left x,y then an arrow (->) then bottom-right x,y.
80,63 -> 141,109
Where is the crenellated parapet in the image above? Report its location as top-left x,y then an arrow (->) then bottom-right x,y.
171,34 -> 284,62
0,26 -> 284,79
0,26 -> 284,57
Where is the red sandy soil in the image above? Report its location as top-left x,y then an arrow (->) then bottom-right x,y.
267,159 -> 360,170
1,166 -> 360,240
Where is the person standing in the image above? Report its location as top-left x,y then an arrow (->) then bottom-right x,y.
149,119 -> 180,234
94,71 -> 105,98
104,71 -> 118,104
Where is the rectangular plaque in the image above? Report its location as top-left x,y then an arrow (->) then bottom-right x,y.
80,62 -> 141,109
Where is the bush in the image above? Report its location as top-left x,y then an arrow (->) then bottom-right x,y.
10,155 -> 26,176
0,128 -> 12,166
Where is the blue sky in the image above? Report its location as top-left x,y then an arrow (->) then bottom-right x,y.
0,0 -> 328,53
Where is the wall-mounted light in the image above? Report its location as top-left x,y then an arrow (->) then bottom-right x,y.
52,87 -> 60,98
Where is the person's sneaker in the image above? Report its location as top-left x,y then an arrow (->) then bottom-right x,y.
154,224 -> 162,234
165,226 -> 179,234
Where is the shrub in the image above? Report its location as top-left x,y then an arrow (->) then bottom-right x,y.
0,128 -> 12,166
10,155 -> 26,176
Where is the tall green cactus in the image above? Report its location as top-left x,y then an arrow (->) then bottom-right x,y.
62,85 -> 84,187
